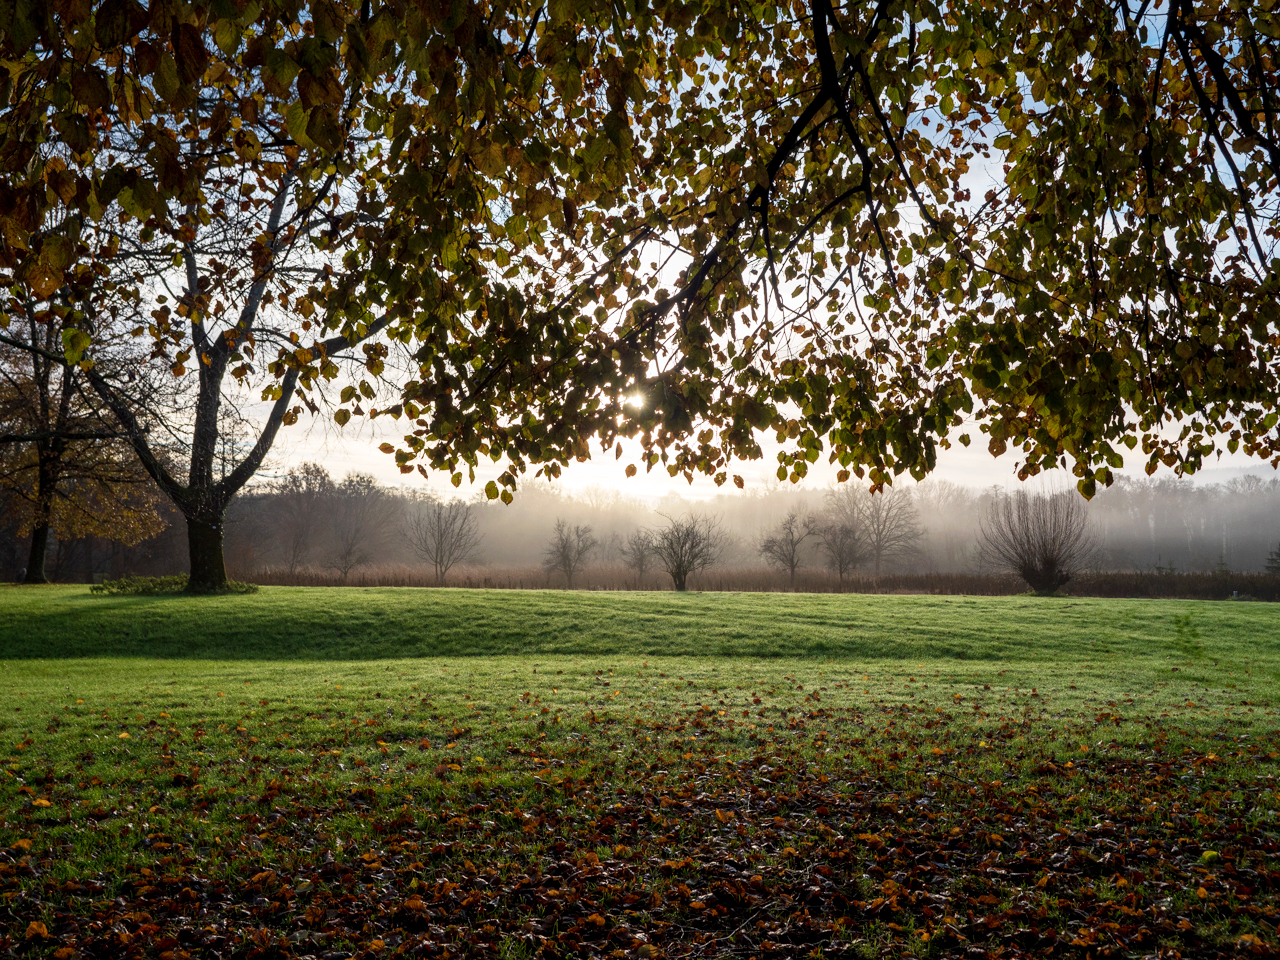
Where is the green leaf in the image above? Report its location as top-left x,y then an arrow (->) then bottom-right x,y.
62,328 -> 92,364
213,19 -> 242,56
285,101 -> 317,149
306,106 -> 342,152
154,53 -> 181,102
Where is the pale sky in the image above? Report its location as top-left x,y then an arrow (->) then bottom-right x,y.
257,405 -> 1279,501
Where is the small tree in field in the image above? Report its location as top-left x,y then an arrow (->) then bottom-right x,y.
543,520 -> 597,589
620,529 -> 655,588
818,522 -> 867,584
405,496 -> 483,586
979,490 -> 1095,594
325,473 -> 393,583
827,484 -> 922,576
269,462 -> 334,574
653,514 -> 725,591
759,511 -> 816,590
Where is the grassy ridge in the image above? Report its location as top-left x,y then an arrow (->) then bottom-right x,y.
3,585 -> 1280,671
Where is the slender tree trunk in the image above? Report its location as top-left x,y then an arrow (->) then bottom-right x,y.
23,443 -> 58,584
24,521 -> 50,584
186,516 -> 228,593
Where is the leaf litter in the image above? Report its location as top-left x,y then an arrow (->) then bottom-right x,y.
0,657 -> 1275,958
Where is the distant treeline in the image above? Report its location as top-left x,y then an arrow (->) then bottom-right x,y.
5,464 -> 1280,592
249,564 -> 1280,601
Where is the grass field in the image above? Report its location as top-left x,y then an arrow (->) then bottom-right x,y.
0,586 -> 1277,958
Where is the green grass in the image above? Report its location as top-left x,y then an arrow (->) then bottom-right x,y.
0,586 -> 1278,957
4,584 -> 1280,670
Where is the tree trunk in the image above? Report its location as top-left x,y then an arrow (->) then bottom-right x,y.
24,440 -> 58,584
23,522 -> 50,584
186,516 -> 228,593
673,572 -> 687,591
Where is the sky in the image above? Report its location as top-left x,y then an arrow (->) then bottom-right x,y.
258,403 -> 1280,502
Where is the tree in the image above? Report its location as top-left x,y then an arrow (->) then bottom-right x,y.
759,511 -> 817,590
0,1 -> 405,591
620,529 -> 655,589
542,520 -> 597,590
1266,544 -> 1280,576
828,485 -> 922,577
267,462 -> 334,575
979,491 -> 1096,595
325,473 -> 393,583
377,0 -> 1280,500
8,1 -> 1280,523
817,522 -> 867,584
652,514 -> 725,592
405,496 -> 482,586
0,322 -> 164,581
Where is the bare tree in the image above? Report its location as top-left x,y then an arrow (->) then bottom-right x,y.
817,522 -> 867,584
758,511 -> 816,589
0,318 -> 166,583
829,484 -> 923,576
405,496 -> 483,586
653,513 -> 725,591
620,529 -> 655,588
325,473 -> 393,583
979,490 -> 1095,594
269,462 -> 334,574
543,520 -> 597,589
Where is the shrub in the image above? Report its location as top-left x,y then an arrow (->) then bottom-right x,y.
90,575 -> 258,596
979,491 -> 1095,594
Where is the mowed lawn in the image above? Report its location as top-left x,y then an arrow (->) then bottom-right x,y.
0,586 -> 1277,959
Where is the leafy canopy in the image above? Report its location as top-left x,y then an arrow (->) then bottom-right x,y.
2,0 -> 1278,500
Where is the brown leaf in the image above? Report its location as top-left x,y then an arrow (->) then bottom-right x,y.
173,23 -> 209,85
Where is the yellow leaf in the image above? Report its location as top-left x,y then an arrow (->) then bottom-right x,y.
31,798 -> 51,808
24,921 -> 47,940
119,731 -> 130,739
